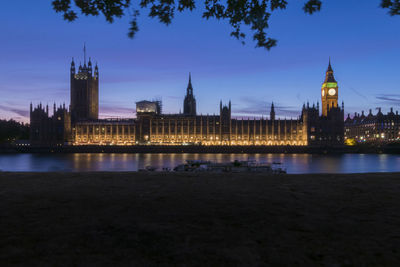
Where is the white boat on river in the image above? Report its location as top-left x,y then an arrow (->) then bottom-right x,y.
173,160 -> 286,174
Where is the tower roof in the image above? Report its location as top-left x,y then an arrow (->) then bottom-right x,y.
324,58 -> 337,83
327,57 -> 333,72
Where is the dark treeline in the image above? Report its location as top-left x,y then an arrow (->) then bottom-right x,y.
0,120 -> 29,143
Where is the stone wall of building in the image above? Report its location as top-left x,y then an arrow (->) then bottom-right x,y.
30,104 -> 71,146
29,54 -> 345,148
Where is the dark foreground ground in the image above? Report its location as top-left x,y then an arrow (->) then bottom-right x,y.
1,172 -> 400,266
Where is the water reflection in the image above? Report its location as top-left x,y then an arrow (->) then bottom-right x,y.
0,153 -> 400,173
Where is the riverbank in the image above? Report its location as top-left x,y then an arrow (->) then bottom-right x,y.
1,172 -> 400,266
3,143 -> 400,154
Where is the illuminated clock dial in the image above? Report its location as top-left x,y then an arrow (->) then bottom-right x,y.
328,88 -> 336,96
322,90 -> 325,96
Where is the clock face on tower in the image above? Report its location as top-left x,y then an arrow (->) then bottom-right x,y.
328,88 -> 336,96
322,90 -> 325,96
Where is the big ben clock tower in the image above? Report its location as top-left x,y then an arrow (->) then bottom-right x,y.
321,59 -> 338,117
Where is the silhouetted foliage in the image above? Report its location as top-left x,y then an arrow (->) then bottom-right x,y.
0,120 -> 29,143
52,0 -> 400,50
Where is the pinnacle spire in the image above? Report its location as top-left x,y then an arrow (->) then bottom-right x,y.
83,43 -> 86,66
187,72 -> 193,95
270,102 -> 275,120
188,72 -> 192,88
327,57 -> 333,72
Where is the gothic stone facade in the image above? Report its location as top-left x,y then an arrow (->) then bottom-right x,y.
70,57 -> 99,122
30,103 -> 71,146
30,55 -> 344,147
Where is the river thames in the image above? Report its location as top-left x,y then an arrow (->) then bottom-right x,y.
1,153 -> 400,173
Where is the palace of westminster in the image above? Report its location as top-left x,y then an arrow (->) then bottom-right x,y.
30,51 -> 350,147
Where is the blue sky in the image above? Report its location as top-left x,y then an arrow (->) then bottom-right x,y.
1,0 -> 400,122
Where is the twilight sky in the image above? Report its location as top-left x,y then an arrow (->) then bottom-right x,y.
1,0 -> 400,123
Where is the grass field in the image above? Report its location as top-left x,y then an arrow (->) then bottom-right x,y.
1,172 -> 400,266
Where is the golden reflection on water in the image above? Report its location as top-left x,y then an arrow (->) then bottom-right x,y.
7,153 -> 398,173
68,153 -> 315,172
291,154 -> 298,165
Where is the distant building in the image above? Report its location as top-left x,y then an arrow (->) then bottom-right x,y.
30,50 -> 344,147
136,100 -> 162,115
345,108 -> 400,143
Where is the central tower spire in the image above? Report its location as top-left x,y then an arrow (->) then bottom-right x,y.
183,72 -> 196,116
270,102 -> 275,121
187,72 -> 193,95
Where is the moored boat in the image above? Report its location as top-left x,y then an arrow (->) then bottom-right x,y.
173,160 -> 286,174
139,165 -> 158,172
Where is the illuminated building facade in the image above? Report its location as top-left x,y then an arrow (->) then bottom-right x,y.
345,108 -> 400,143
30,51 -> 344,147
73,119 -> 136,146
132,101 -> 308,146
